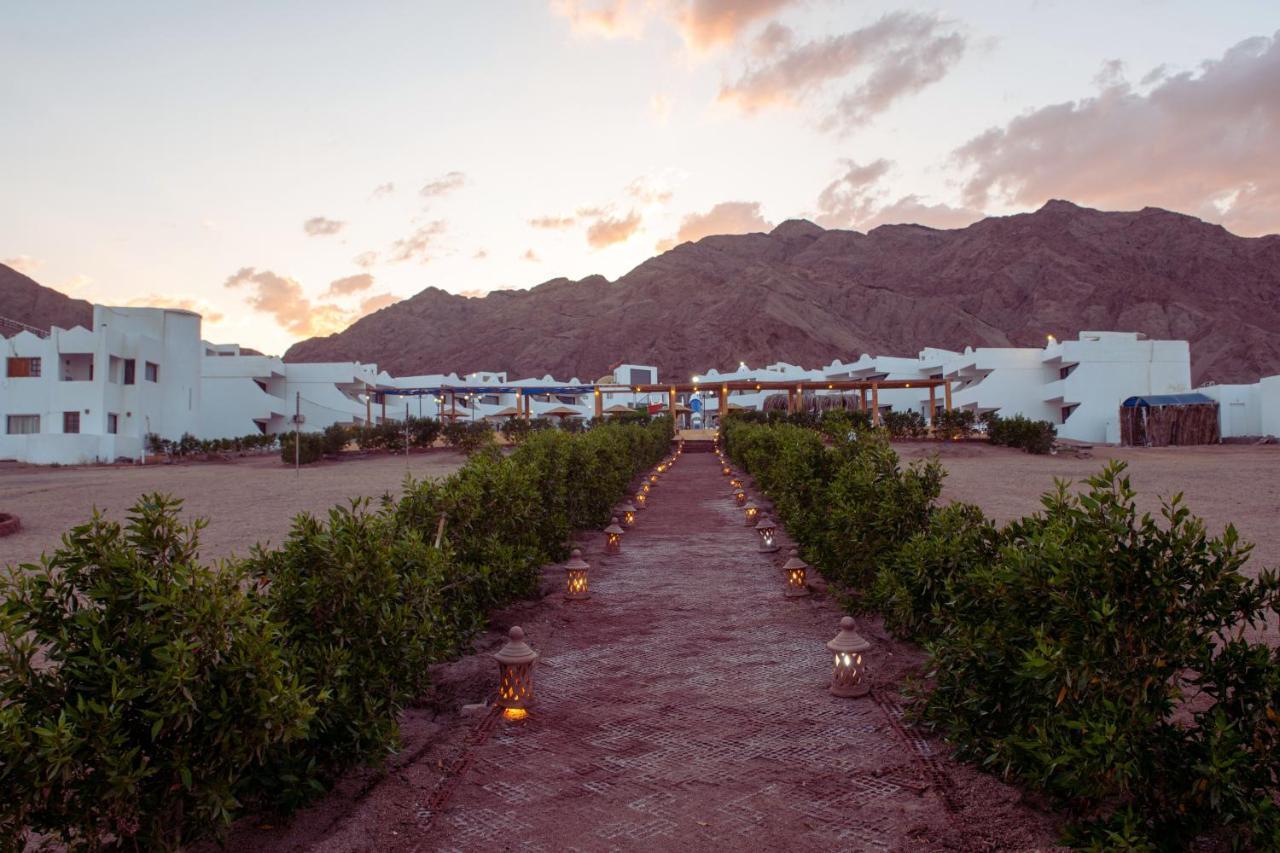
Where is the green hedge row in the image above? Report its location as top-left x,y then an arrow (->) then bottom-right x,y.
0,417 -> 672,850
722,416 -> 1280,848
985,412 -> 1057,454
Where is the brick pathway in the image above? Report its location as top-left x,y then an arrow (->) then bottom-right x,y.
409,452 -> 1055,851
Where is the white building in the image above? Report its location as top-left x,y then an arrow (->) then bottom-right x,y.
2,306 -> 202,464
1200,376 -> 1280,439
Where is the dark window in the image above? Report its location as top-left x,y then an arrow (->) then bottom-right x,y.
63,411 -> 80,434
6,357 -> 41,378
6,414 -> 39,434
1061,404 -> 1078,424
107,413 -> 118,434
124,359 -> 136,384
1059,364 -> 1077,380
145,362 -> 159,382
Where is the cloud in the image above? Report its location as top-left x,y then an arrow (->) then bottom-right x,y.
352,250 -> 379,269
549,0 -> 800,51
3,255 -> 43,275
419,171 -> 467,198
586,210 -> 643,248
720,12 -> 966,130
658,201 -> 773,250
625,177 -> 674,205
59,274 -> 93,294
303,216 -> 345,237
815,158 -> 982,231
387,220 -> 446,263
324,273 -> 375,298
370,182 -> 395,198
530,215 -> 578,229
522,248 -> 541,262
473,248 -> 489,259
125,295 -> 225,324
225,267 -> 324,336
953,30 -> 1280,236
650,92 -> 672,123
357,293 -> 399,317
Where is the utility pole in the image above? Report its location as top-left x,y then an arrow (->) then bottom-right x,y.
405,403 -> 410,468
293,391 -> 302,477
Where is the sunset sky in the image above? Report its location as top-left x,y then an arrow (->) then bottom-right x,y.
3,2 -> 1277,356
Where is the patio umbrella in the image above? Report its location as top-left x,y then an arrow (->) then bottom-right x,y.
484,406 -> 522,420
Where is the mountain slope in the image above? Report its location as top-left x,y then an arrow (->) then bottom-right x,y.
284,201 -> 1280,385
0,264 -> 93,335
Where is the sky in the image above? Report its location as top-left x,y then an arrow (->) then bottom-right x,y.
2,1 -> 1277,356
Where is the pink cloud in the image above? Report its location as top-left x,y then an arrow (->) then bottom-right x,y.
954,31 -> 1280,236
387,220 -> 446,263
324,273 -> 375,298
549,0 -> 799,50
815,158 -> 982,231
658,201 -> 772,250
420,171 -> 467,198
586,210 -> 642,248
303,216 -> 345,237
126,295 -> 225,324
2,255 -> 43,275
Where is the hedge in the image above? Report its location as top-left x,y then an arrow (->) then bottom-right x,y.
0,417 -> 673,849
722,415 -> 1280,848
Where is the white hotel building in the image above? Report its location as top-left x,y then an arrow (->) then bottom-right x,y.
3,306 -> 1278,464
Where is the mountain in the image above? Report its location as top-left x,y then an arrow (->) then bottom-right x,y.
0,264 -> 93,336
284,201 -> 1280,386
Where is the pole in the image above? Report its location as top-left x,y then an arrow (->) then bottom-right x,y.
871,384 -> 880,427
405,403 -> 410,466
944,380 -> 953,413
294,391 -> 300,477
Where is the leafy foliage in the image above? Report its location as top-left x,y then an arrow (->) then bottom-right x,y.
986,412 -> 1057,454
0,496 -> 311,851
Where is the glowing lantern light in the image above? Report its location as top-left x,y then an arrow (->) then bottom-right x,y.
495,626 -> 538,719
564,548 -> 590,600
730,477 -> 742,490
604,517 -> 624,554
783,549 -> 810,598
734,488 -> 747,507
743,501 -> 760,527
641,481 -> 651,495
618,501 -> 638,528
722,464 -> 731,476
827,617 -> 871,698
755,514 -> 779,553
635,490 -> 647,510
649,471 -> 660,486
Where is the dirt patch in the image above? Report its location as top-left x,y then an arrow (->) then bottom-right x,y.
0,451 -> 467,567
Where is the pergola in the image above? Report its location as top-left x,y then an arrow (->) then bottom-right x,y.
366,377 -> 954,427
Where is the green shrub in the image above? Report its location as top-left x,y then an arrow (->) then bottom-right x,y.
407,416 -> 441,448
881,409 -> 928,438
279,431 -> 325,465
872,502 -> 998,641
986,413 -> 1057,454
933,409 -> 976,439
321,423 -> 351,455
919,462 -> 1280,847
241,501 -> 449,806
0,496 -> 311,851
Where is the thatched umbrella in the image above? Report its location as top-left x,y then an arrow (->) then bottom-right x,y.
484,406 -> 522,421
541,404 -> 584,421
603,403 -> 635,417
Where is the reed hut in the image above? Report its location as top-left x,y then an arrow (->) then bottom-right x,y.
1120,393 -> 1220,447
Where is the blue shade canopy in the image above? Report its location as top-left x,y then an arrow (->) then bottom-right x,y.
1121,393 -> 1216,407
375,385 -> 598,397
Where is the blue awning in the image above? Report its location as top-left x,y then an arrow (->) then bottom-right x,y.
1121,393 -> 1216,407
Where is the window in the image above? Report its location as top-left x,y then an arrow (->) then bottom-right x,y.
63,411 -> 81,434
5,415 -> 39,434
1059,364 -> 1077,380
6,357 -> 41,378
123,359 -> 136,385
107,413 -> 118,434
145,361 -> 159,382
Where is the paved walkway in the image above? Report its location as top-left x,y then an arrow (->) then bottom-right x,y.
409,453 -> 1057,851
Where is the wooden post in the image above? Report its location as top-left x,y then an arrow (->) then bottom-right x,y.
365,384 -> 372,425
944,380 -> 953,413
928,385 -> 937,424
721,383 -> 729,424
594,387 -> 603,420
451,392 -> 457,421
380,393 -> 386,424
871,383 -> 880,426
668,386 -> 677,426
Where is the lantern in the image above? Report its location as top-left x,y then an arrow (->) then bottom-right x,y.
730,477 -> 742,489
827,616 -> 871,697
743,501 -> 759,526
618,501 -> 638,528
641,481 -> 651,495
604,517 -> 624,553
649,472 -> 660,486
755,514 -> 779,553
495,626 -> 539,719
635,490 -> 647,510
564,548 -> 590,600
722,464 -> 731,476
783,549 -> 810,598
734,488 -> 747,507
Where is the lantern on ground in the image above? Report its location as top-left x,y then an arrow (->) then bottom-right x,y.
604,517 -> 624,553
730,477 -> 742,490
827,617 -> 871,697
722,464 -> 731,476
618,501 -> 638,528
783,549 -> 810,598
564,548 -> 590,600
649,471 -> 660,486
635,490 -> 647,510
641,481 -> 651,495
743,501 -> 759,527
734,488 -> 747,507
495,626 -> 538,719
755,514 -> 779,552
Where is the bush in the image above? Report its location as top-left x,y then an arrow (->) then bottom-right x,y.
881,409 -> 928,438
933,409 -> 976,440
919,462 -> 1280,847
407,416 -> 441,448
0,496 -> 311,851
321,423 -> 351,455
280,431 -> 325,465
986,413 -> 1057,454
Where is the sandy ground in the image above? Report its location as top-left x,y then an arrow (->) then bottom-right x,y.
0,450 -> 467,568
896,441 -> 1280,577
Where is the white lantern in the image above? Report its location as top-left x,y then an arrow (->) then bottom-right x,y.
495,626 -> 539,719
827,617 -> 871,698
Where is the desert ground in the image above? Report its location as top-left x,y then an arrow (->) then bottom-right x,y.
0,450 -> 467,569
899,440 -> 1280,576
